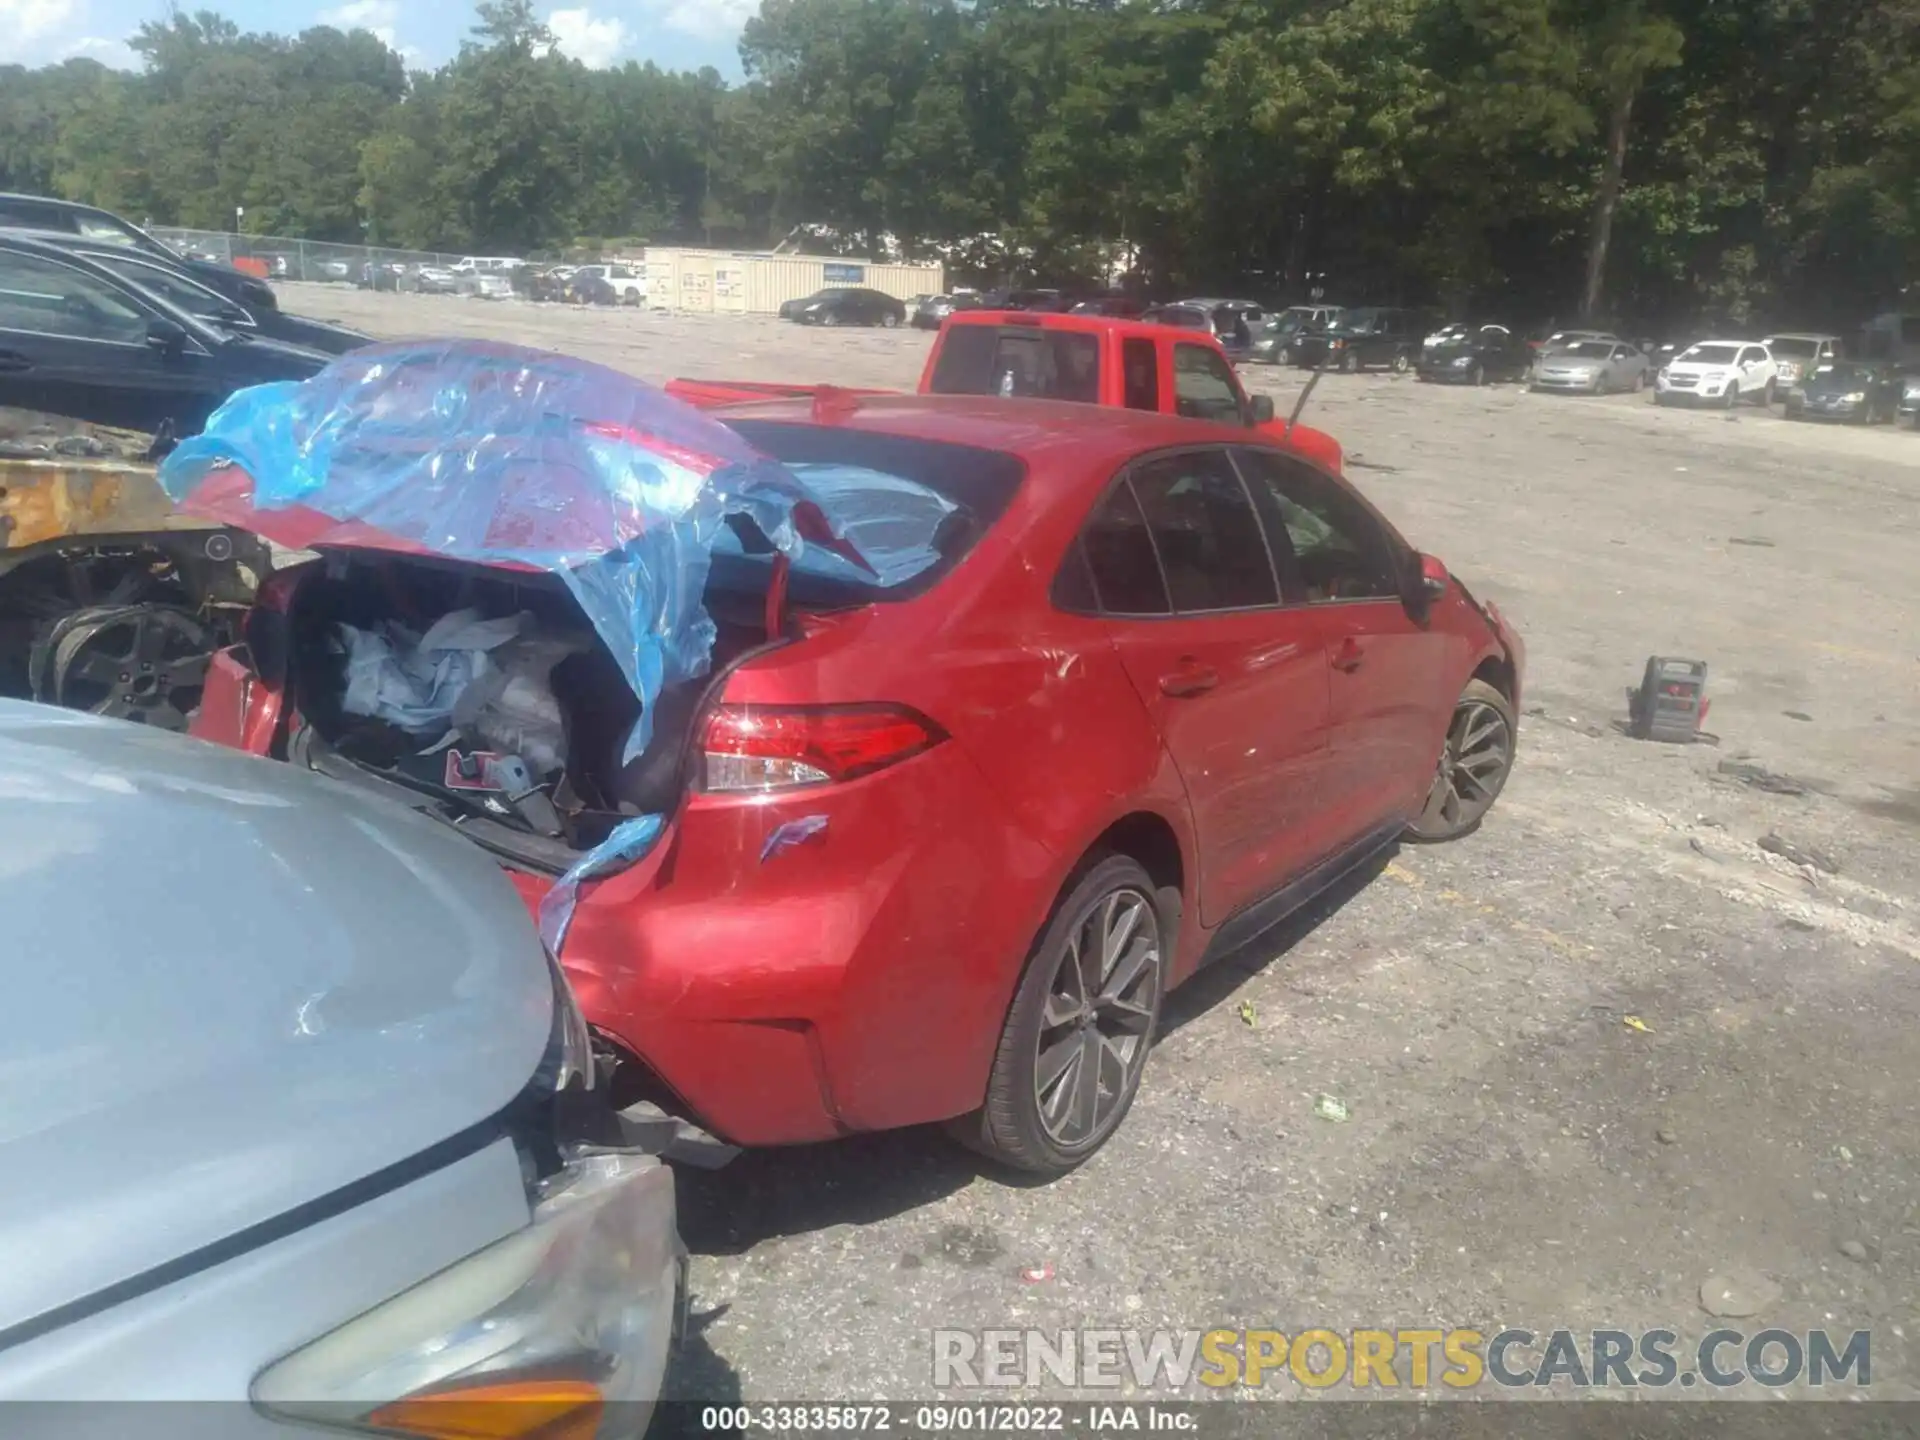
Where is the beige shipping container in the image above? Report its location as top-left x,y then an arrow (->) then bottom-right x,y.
646,247 -> 943,316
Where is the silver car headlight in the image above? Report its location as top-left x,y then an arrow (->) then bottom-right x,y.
254,1153 -> 682,1440
1842,391 -> 1866,403
1450,355 -> 1474,366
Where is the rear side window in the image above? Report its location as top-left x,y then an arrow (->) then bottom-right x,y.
716,421 -> 1025,604
1080,482 -> 1170,615
1173,343 -> 1243,424
0,198 -> 78,234
1129,450 -> 1277,612
0,249 -> 149,343
927,325 -> 1101,403
1122,338 -> 1158,411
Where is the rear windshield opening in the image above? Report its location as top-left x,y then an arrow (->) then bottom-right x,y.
717,421 -> 1025,606
926,325 -> 1101,403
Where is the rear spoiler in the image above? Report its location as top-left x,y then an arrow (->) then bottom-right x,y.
664,379 -> 897,411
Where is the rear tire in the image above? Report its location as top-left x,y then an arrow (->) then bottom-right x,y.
1722,382 -> 1739,409
1762,378 -> 1777,407
956,855 -> 1166,1175
1406,679 -> 1516,843
1336,351 -> 1354,373
1390,351 -> 1410,374
881,311 -> 901,329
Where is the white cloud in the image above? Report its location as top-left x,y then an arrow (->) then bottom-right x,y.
2,0 -> 77,46
547,6 -> 631,67
61,33 -> 139,68
650,0 -> 756,42
320,0 -> 398,48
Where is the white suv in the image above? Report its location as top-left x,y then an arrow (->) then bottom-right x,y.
1655,340 -> 1778,408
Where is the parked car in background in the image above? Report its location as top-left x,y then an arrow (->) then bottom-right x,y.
1902,370 -> 1920,428
1761,332 -> 1842,389
1535,328 -> 1623,353
1289,307 -> 1429,372
1782,359 -> 1904,423
571,262 -> 646,305
516,266 -> 571,303
913,292 -> 984,329
0,231 -> 330,440
566,270 -> 618,306
11,230 -> 370,356
411,265 -> 460,295
1417,324 -> 1534,385
0,701 -> 685,1432
1143,303 -> 1213,332
354,260 -> 405,292
784,286 -> 908,328
1254,304 -> 1344,364
191,356 -> 1522,1175
1655,340 -> 1778,407
1528,338 -> 1649,394
461,271 -> 516,300
0,191 -> 281,316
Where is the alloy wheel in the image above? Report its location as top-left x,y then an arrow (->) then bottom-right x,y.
1033,888 -> 1161,1148
1420,696 -> 1513,836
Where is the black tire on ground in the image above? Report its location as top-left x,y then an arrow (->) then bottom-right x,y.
1762,378 -> 1777,406
1722,382 -> 1739,409
1391,351 -> 1410,374
1336,351 -> 1354,373
1470,362 -> 1485,386
882,311 -> 901,329
955,854 -> 1167,1175
1406,678 -> 1517,843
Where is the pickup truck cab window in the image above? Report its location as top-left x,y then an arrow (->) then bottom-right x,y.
1122,337 -> 1159,411
1173,342 -> 1244,424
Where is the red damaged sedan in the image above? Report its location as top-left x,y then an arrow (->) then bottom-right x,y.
189,390 -> 1522,1174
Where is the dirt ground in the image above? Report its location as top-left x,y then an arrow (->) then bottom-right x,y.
291,286 -> 1920,1405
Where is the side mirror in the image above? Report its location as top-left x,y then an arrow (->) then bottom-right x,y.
1419,552 -> 1450,601
1247,393 -> 1275,425
145,317 -> 187,358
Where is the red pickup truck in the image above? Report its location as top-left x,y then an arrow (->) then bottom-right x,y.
668,309 -> 1344,474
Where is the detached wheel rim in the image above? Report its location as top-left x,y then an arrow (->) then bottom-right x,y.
1423,698 -> 1512,834
1035,888 -> 1160,1148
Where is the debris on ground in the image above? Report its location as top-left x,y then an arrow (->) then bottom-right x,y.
1838,1240 -> 1869,1263
1019,1263 -> 1055,1284
1716,760 -> 1811,796
1728,536 -> 1777,548
1656,1127 -> 1679,1145
1758,832 -> 1841,875
1699,1270 -> 1781,1318
1313,1094 -> 1351,1123
1237,999 -> 1258,1027
1623,1015 -> 1652,1034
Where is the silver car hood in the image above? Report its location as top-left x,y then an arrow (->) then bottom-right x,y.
0,703 -> 552,1337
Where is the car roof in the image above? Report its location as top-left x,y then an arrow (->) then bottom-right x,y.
704,393 -> 1274,468
1763,332 -> 1840,341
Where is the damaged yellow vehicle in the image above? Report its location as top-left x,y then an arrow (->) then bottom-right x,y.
0,410 -> 270,729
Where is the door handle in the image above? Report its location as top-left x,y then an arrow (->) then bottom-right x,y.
1159,663 -> 1219,698
1331,638 -> 1365,673
0,351 -> 31,373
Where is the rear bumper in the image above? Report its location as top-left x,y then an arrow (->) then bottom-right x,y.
514,742 -> 1049,1147
1531,373 -> 1601,390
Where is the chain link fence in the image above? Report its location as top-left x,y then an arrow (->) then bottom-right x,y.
149,227 -> 474,287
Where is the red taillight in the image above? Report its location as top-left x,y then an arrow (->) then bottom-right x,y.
700,704 -> 946,792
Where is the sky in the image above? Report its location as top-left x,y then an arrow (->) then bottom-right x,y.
5,0 -> 757,76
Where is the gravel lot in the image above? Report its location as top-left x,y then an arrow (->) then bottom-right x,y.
292,287 -> 1920,1405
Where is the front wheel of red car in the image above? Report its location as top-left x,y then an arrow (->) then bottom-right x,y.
960,856 -> 1166,1175
1406,679 -> 1516,842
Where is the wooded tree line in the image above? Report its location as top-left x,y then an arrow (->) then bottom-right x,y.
3,0 -> 1916,328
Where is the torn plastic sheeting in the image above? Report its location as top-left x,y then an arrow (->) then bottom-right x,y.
538,814 -> 667,957
155,341 -> 850,761
335,607 -> 522,732
711,463 -> 956,590
760,814 -> 829,864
